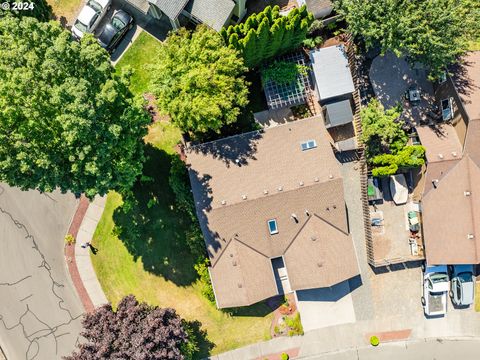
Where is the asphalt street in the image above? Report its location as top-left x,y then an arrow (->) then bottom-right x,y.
0,184 -> 83,359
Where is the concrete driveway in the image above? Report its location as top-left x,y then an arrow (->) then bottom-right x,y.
0,184 -> 83,359
296,281 -> 356,332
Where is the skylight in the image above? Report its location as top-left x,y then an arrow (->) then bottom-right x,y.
268,219 -> 278,235
301,140 -> 317,151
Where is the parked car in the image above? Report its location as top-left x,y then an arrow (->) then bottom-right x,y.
389,174 -> 408,205
72,0 -> 111,40
421,265 -> 449,316
97,10 -> 133,52
449,265 -> 475,306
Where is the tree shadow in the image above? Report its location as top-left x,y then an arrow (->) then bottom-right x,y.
185,320 -> 215,359
221,300 -> 273,317
113,144 -> 197,286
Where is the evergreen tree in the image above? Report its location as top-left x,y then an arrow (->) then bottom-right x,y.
222,5 -> 314,69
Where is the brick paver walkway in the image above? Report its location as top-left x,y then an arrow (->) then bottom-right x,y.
65,196 -> 95,312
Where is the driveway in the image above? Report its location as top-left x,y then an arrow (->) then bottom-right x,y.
296,281 -> 356,332
0,184 -> 83,359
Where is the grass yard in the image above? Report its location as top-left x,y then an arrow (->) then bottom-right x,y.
91,122 -> 272,356
116,31 -> 163,96
47,0 -> 83,24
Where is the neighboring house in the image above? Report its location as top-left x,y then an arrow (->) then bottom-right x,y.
297,0 -> 334,19
125,0 -> 246,31
186,116 -> 360,308
310,45 -> 355,121
417,51 -> 480,265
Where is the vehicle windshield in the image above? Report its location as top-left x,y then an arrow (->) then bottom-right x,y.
430,273 -> 448,283
87,0 -> 102,12
458,272 -> 472,283
74,19 -> 88,33
111,16 -> 126,31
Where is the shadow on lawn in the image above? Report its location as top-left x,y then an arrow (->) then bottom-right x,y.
113,144 -> 198,286
185,320 -> 215,359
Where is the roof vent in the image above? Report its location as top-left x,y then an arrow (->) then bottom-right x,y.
242,194 -> 247,200
305,209 -> 310,216
238,283 -> 243,288
230,253 -> 233,257
291,214 -> 299,223
333,205 -> 337,209
299,181 -> 304,186
317,262 -> 323,268
465,191 -> 471,196
221,200 -> 226,205
314,177 -> 319,182
264,189 -> 269,195
438,153 -> 444,159
232,261 -> 237,266
452,151 -> 458,157
467,234 -> 475,239
311,235 -> 317,241
278,186 -> 283,191
329,174 -> 334,179
235,159 -> 241,166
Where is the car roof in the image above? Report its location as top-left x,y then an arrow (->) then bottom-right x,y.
77,6 -> 97,24
98,23 -> 117,45
460,281 -> 474,303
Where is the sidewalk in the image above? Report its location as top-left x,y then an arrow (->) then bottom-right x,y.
75,196 -> 108,309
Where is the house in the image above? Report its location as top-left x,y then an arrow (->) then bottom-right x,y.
186,116 -> 360,308
310,45 -> 355,127
417,51 -> 480,265
125,0 -> 246,31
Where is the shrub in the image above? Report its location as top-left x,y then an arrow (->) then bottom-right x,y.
370,335 -> 380,346
302,36 -> 323,49
284,313 -> 304,336
262,61 -> 309,86
281,353 -> 290,360
371,145 -> 426,176
64,234 -> 75,245
194,258 -> 215,303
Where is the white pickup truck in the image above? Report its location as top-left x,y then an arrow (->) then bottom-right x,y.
421,265 -> 449,316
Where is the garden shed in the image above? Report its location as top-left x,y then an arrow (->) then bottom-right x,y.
310,45 -> 355,104
323,99 -> 353,128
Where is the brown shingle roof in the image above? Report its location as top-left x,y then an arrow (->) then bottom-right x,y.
422,155 -> 480,264
452,51 -> 480,121
416,124 -> 463,163
187,116 -> 359,308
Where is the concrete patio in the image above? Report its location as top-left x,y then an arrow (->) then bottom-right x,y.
369,52 -> 436,126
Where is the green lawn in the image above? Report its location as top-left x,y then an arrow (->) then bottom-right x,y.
116,31 -> 163,96
91,122 -> 272,356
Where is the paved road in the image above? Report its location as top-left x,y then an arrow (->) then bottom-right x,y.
0,184 -> 83,360
302,338 -> 480,359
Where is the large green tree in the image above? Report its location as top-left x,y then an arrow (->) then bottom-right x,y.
221,5 -> 314,68
150,25 -> 249,138
335,0 -> 480,79
0,17 -> 150,198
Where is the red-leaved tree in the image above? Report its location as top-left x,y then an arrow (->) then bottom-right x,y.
65,295 -> 195,360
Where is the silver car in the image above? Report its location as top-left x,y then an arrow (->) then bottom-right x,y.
450,265 -> 474,306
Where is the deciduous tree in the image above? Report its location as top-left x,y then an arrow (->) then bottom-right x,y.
0,17 -> 150,198
65,295 -> 198,360
0,0 -> 52,22
150,25 -> 249,138
335,0 -> 480,79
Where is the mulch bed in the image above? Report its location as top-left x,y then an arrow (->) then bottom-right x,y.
64,196 -> 95,313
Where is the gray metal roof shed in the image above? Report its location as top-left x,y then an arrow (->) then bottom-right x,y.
310,45 -> 355,102
324,99 -> 353,128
